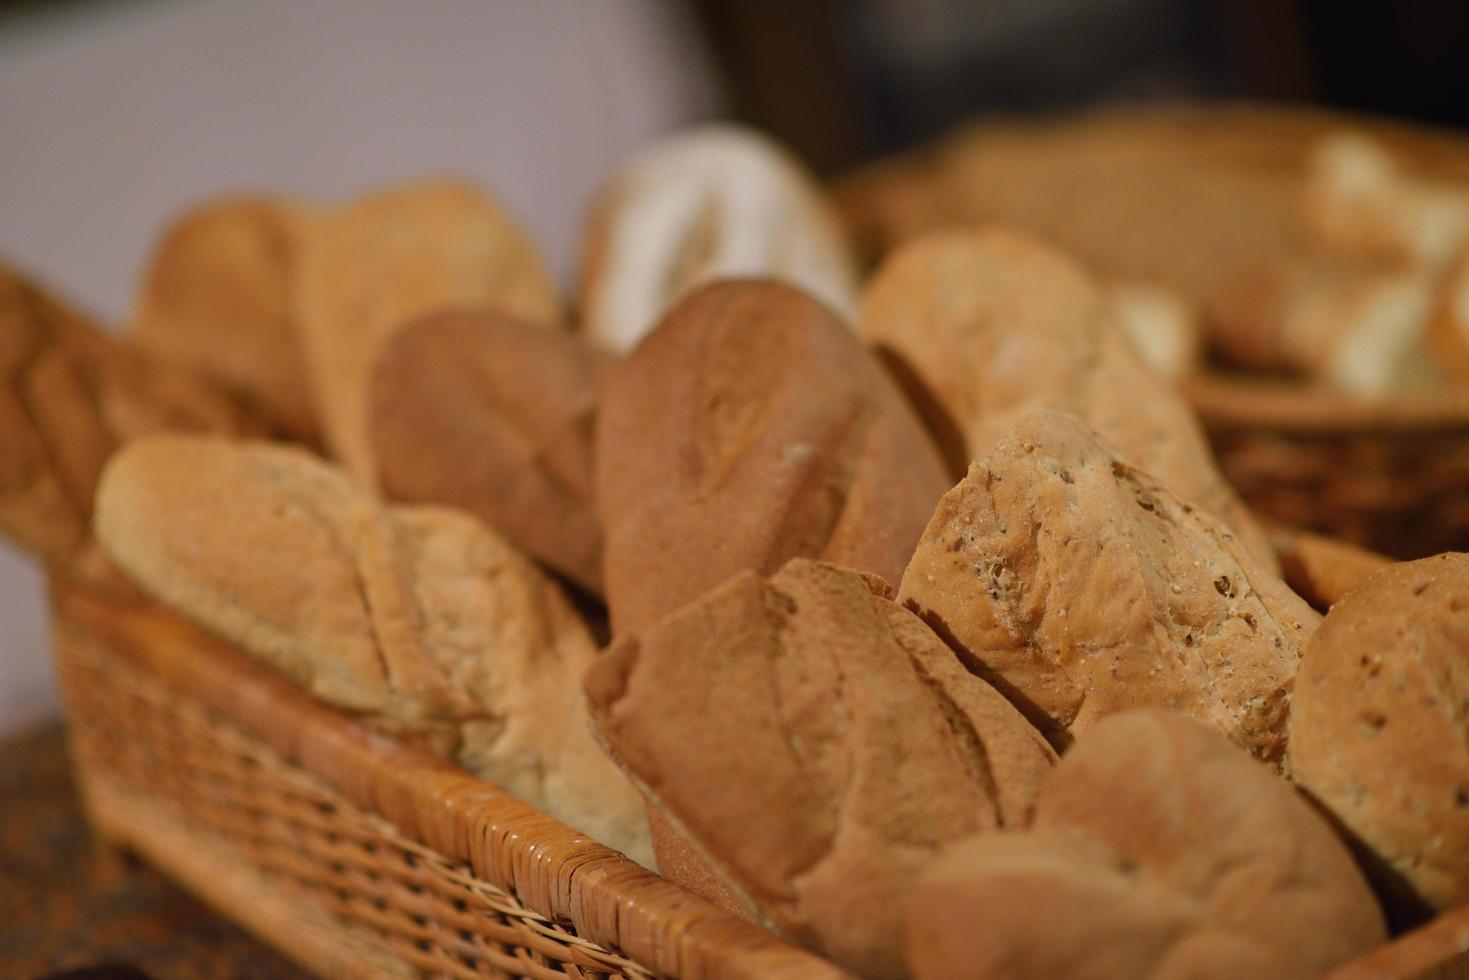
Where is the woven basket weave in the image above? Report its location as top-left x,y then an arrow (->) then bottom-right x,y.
49,535 -> 1469,978
833,104 -> 1469,560
51,577 -> 839,980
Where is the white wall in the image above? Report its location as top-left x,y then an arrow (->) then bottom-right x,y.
0,0 -> 722,734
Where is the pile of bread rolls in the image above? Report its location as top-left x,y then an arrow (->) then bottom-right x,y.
3,122 -> 1466,979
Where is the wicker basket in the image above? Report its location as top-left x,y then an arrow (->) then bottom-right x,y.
50,576 -> 839,980
1187,376 -> 1469,559
833,104 -> 1469,560
49,538 -> 1469,979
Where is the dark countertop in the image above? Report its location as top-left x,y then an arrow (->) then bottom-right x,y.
0,722 -> 306,979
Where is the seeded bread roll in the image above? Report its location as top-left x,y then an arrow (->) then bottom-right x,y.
296,179 -> 561,485
862,226 -> 1276,570
596,279 -> 951,636
579,124 -> 859,354
1288,552 -> 1469,915
899,411 -> 1319,762
93,435 -> 651,868
370,310 -> 609,593
132,195 -> 320,440
584,559 -> 1057,979
0,261 -> 259,567
907,710 -> 1385,980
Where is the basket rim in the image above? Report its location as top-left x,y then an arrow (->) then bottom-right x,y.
1185,371 -> 1469,433
48,574 -> 841,980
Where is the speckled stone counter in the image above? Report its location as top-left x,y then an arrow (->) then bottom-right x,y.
0,722 -> 305,979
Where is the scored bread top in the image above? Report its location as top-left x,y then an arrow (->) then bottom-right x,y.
92,434 -> 652,867
595,278 -> 951,636
585,558 -> 1056,979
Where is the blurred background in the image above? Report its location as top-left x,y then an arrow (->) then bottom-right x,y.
2,0 -> 1467,735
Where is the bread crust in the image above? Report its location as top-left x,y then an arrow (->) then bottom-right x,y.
899,410 -> 1318,763
861,226 -> 1277,570
0,262 -> 259,567
132,195 -> 320,440
907,710 -> 1386,980
584,558 -> 1056,978
370,310 -> 608,593
595,279 -> 951,636
93,435 -> 651,867
1288,552 -> 1469,913
295,179 -> 561,485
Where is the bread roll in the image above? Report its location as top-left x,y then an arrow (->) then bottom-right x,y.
93,435 -> 651,867
132,196 -> 319,440
370,310 -> 608,593
1303,132 -> 1469,271
862,226 -> 1276,570
1210,257 -> 1439,396
295,179 -> 561,485
579,124 -> 859,353
907,710 -> 1385,980
584,558 -> 1057,978
899,411 -> 1319,762
596,279 -> 950,636
1288,552 -> 1469,914
0,262 -> 259,567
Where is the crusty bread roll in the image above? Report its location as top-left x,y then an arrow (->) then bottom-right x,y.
1288,552 -> 1469,915
584,558 -> 1057,979
899,411 -> 1319,763
370,310 -> 608,593
1210,257 -> 1439,397
862,226 -> 1277,570
93,434 -> 651,868
595,279 -> 951,636
907,710 -> 1385,980
132,196 -> 320,441
1303,132 -> 1469,272
578,124 -> 859,353
0,261 -> 259,567
1105,280 -> 1202,381
295,179 -> 561,485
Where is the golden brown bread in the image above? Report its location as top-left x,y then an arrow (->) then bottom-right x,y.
578,124 -> 859,354
132,195 -> 320,440
584,558 -> 1057,979
369,310 -> 608,593
0,261 -> 259,567
1287,552 -> 1469,915
907,710 -> 1386,980
595,278 -> 951,636
899,411 -> 1319,762
92,434 -> 651,867
861,226 -> 1278,570
295,179 -> 561,485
